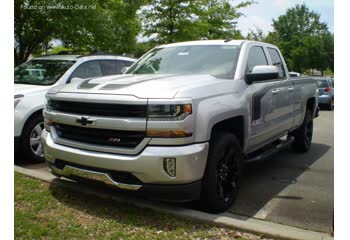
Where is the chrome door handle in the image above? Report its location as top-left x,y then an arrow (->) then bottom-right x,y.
271,89 -> 280,95
288,87 -> 295,92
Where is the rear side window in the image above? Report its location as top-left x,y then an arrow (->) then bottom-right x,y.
267,48 -> 286,79
115,61 -> 127,74
70,61 -> 103,79
100,60 -> 116,76
100,60 -> 134,75
246,46 -> 268,73
124,61 -> 134,67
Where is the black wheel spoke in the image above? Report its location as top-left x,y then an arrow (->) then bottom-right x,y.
216,144 -> 240,203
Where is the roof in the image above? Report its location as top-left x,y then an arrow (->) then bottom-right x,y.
33,54 -> 136,62
157,40 -> 246,48
34,55 -> 81,61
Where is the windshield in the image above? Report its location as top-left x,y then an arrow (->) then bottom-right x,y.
318,79 -> 329,88
127,45 -> 240,79
14,59 -> 75,85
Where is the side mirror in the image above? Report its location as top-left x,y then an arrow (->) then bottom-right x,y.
120,66 -> 130,74
245,65 -> 279,84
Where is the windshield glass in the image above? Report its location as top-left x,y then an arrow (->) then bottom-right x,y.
14,59 -> 75,85
127,45 -> 240,79
317,79 -> 329,88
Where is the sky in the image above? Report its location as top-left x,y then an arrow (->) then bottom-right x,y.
236,0 -> 334,36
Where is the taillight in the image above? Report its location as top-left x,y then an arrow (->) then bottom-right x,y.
325,87 -> 331,93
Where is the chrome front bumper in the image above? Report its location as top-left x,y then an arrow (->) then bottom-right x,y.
50,164 -> 142,190
41,130 -> 209,187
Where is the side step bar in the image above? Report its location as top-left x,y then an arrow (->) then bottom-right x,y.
245,137 -> 295,163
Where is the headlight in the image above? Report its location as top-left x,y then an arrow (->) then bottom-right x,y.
146,103 -> 193,138
147,104 -> 192,121
45,95 -> 53,111
14,94 -> 24,108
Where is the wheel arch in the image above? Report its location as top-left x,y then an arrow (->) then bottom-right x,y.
306,97 -> 317,117
20,108 -> 44,138
210,116 -> 245,150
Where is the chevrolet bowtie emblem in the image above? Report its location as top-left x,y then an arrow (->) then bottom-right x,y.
76,116 -> 94,126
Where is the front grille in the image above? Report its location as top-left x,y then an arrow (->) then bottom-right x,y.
49,100 -> 147,118
54,123 -> 145,148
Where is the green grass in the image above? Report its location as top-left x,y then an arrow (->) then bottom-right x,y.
14,172 -> 259,240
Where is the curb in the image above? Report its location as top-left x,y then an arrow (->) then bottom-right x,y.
15,165 -> 333,240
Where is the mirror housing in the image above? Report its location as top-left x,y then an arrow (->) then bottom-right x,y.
245,65 -> 279,84
121,66 -> 130,74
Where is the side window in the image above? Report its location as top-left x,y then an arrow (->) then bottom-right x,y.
70,61 -> 103,79
115,61 -> 127,74
246,46 -> 268,73
267,48 -> 286,79
124,61 -> 134,67
100,60 -> 116,76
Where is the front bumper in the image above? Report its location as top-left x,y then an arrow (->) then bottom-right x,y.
41,130 -> 208,200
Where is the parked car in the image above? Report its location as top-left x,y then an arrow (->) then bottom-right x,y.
289,71 -> 301,77
15,53 -> 136,162
316,77 -> 334,110
41,40 -> 318,213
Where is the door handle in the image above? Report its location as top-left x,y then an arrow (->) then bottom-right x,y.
271,89 -> 280,95
288,87 -> 294,92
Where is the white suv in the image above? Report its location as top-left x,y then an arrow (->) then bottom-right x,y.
14,53 -> 136,162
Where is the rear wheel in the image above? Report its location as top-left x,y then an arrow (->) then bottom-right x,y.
20,113 -> 45,163
200,131 -> 243,213
327,98 -> 334,111
290,109 -> 313,153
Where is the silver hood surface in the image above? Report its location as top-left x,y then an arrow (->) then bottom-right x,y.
56,74 -> 233,99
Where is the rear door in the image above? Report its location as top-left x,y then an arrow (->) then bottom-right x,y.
266,47 -> 295,132
246,46 -> 294,151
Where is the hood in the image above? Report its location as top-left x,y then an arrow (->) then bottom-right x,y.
14,84 -> 51,96
57,74 -> 227,99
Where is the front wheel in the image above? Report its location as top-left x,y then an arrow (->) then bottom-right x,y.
20,114 -> 45,163
199,131 -> 243,213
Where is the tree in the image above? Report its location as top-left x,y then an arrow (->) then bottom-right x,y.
200,0 -> 254,39
246,26 -> 266,41
141,0 -> 253,44
300,33 -> 334,74
141,0 -> 202,43
266,4 -> 332,73
14,0 -> 143,66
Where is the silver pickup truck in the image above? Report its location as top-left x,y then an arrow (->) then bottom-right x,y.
41,40 -> 318,213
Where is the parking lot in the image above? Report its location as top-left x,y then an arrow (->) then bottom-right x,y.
15,110 -> 334,234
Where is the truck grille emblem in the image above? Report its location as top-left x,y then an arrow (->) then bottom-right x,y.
76,117 -> 94,126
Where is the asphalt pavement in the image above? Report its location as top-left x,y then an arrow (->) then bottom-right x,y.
15,110 -> 334,234
229,110 -> 334,233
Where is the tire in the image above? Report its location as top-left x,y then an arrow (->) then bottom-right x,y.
290,109 -> 313,153
327,98 -> 334,111
20,113 -> 45,163
199,131 -> 243,213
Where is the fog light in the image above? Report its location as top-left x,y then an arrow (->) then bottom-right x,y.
163,158 -> 176,177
